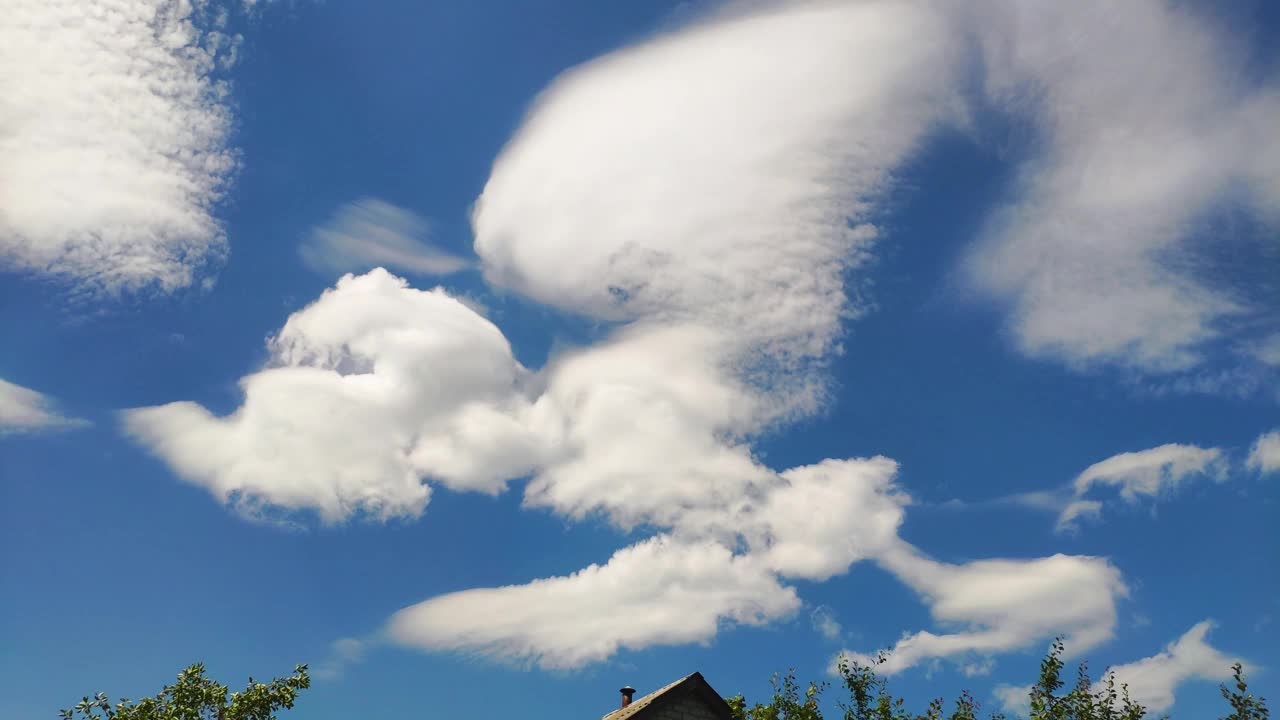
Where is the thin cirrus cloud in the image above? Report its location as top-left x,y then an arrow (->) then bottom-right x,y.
122,0 -> 1268,670
994,621 -> 1243,716
0,0 -> 242,295
300,198 -> 471,278
0,378 -> 87,434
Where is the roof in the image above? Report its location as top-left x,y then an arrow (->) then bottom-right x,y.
600,672 -> 734,720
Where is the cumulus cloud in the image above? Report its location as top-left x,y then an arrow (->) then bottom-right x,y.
300,198 -> 470,278
123,269 -> 534,522
1107,621 -> 1241,714
128,0 -> 963,523
388,456 -> 906,665
1056,444 -> 1227,532
0,0 -> 241,294
1247,429 -> 1280,475
0,378 -> 88,433
962,0 -> 1280,374
124,0 -> 1155,668
836,540 -> 1127,675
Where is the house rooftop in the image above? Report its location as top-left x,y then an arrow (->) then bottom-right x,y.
600,672 -> 733,720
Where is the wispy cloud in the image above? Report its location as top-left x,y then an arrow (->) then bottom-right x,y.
836,540 -> 1127,676
1107,621 -> 1243,714
0,0 -> 242,294
810,606 -> 843,642
992,623 -> 1245,716
943,442 -> 1232,534
962,0 -> 1280,377
992,683 -> 1032,717
1057,444 -> 1228,533
0,378 -> 88,434
314,637 -> 370,681
300,198 -> 470,278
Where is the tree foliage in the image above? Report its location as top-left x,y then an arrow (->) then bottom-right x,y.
727,641 -> 1266,720
60,663 -> 310,720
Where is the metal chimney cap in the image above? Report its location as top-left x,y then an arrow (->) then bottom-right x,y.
620,686 -> 637,696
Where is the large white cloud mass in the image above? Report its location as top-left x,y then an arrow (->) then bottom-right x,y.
124,0 -> 1274,672
473,0 -> 961,373
0,0 -> 239,294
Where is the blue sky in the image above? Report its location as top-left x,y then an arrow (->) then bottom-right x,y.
1,1 -> 1278,719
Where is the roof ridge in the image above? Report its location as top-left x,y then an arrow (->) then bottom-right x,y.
598,673 -> 700,720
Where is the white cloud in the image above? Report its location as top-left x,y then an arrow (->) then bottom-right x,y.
993,684 -> 1032,717
948,441 -> 1233,533
837,540 -> 1127,675
123,269 -> 536,522
125,0 -> 1162,669
1107,621 -> 1240,714
125,265 -> 1130,667
991,623 -> 1244,716
1056,443 -> 1227,532
962,0 -> 1280,374
472,0 -> 963,371
1247,429 -> 1280,475
314,637 -> 368,681
0,378 -> 87,433
300,198 -> 470,278
129,0 -> 964,527
0,0 -> 240,294
810,606 -> 842,642
749,458 -> 907,581
387,536 -> 800,669
388,456 -> 908,666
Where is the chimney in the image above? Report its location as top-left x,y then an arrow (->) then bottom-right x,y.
620,686 -> 637,709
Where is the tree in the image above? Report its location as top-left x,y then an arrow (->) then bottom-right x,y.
60,663 -> 310,720
727,641 -> 1266,720
1221,663 -> 1269,720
